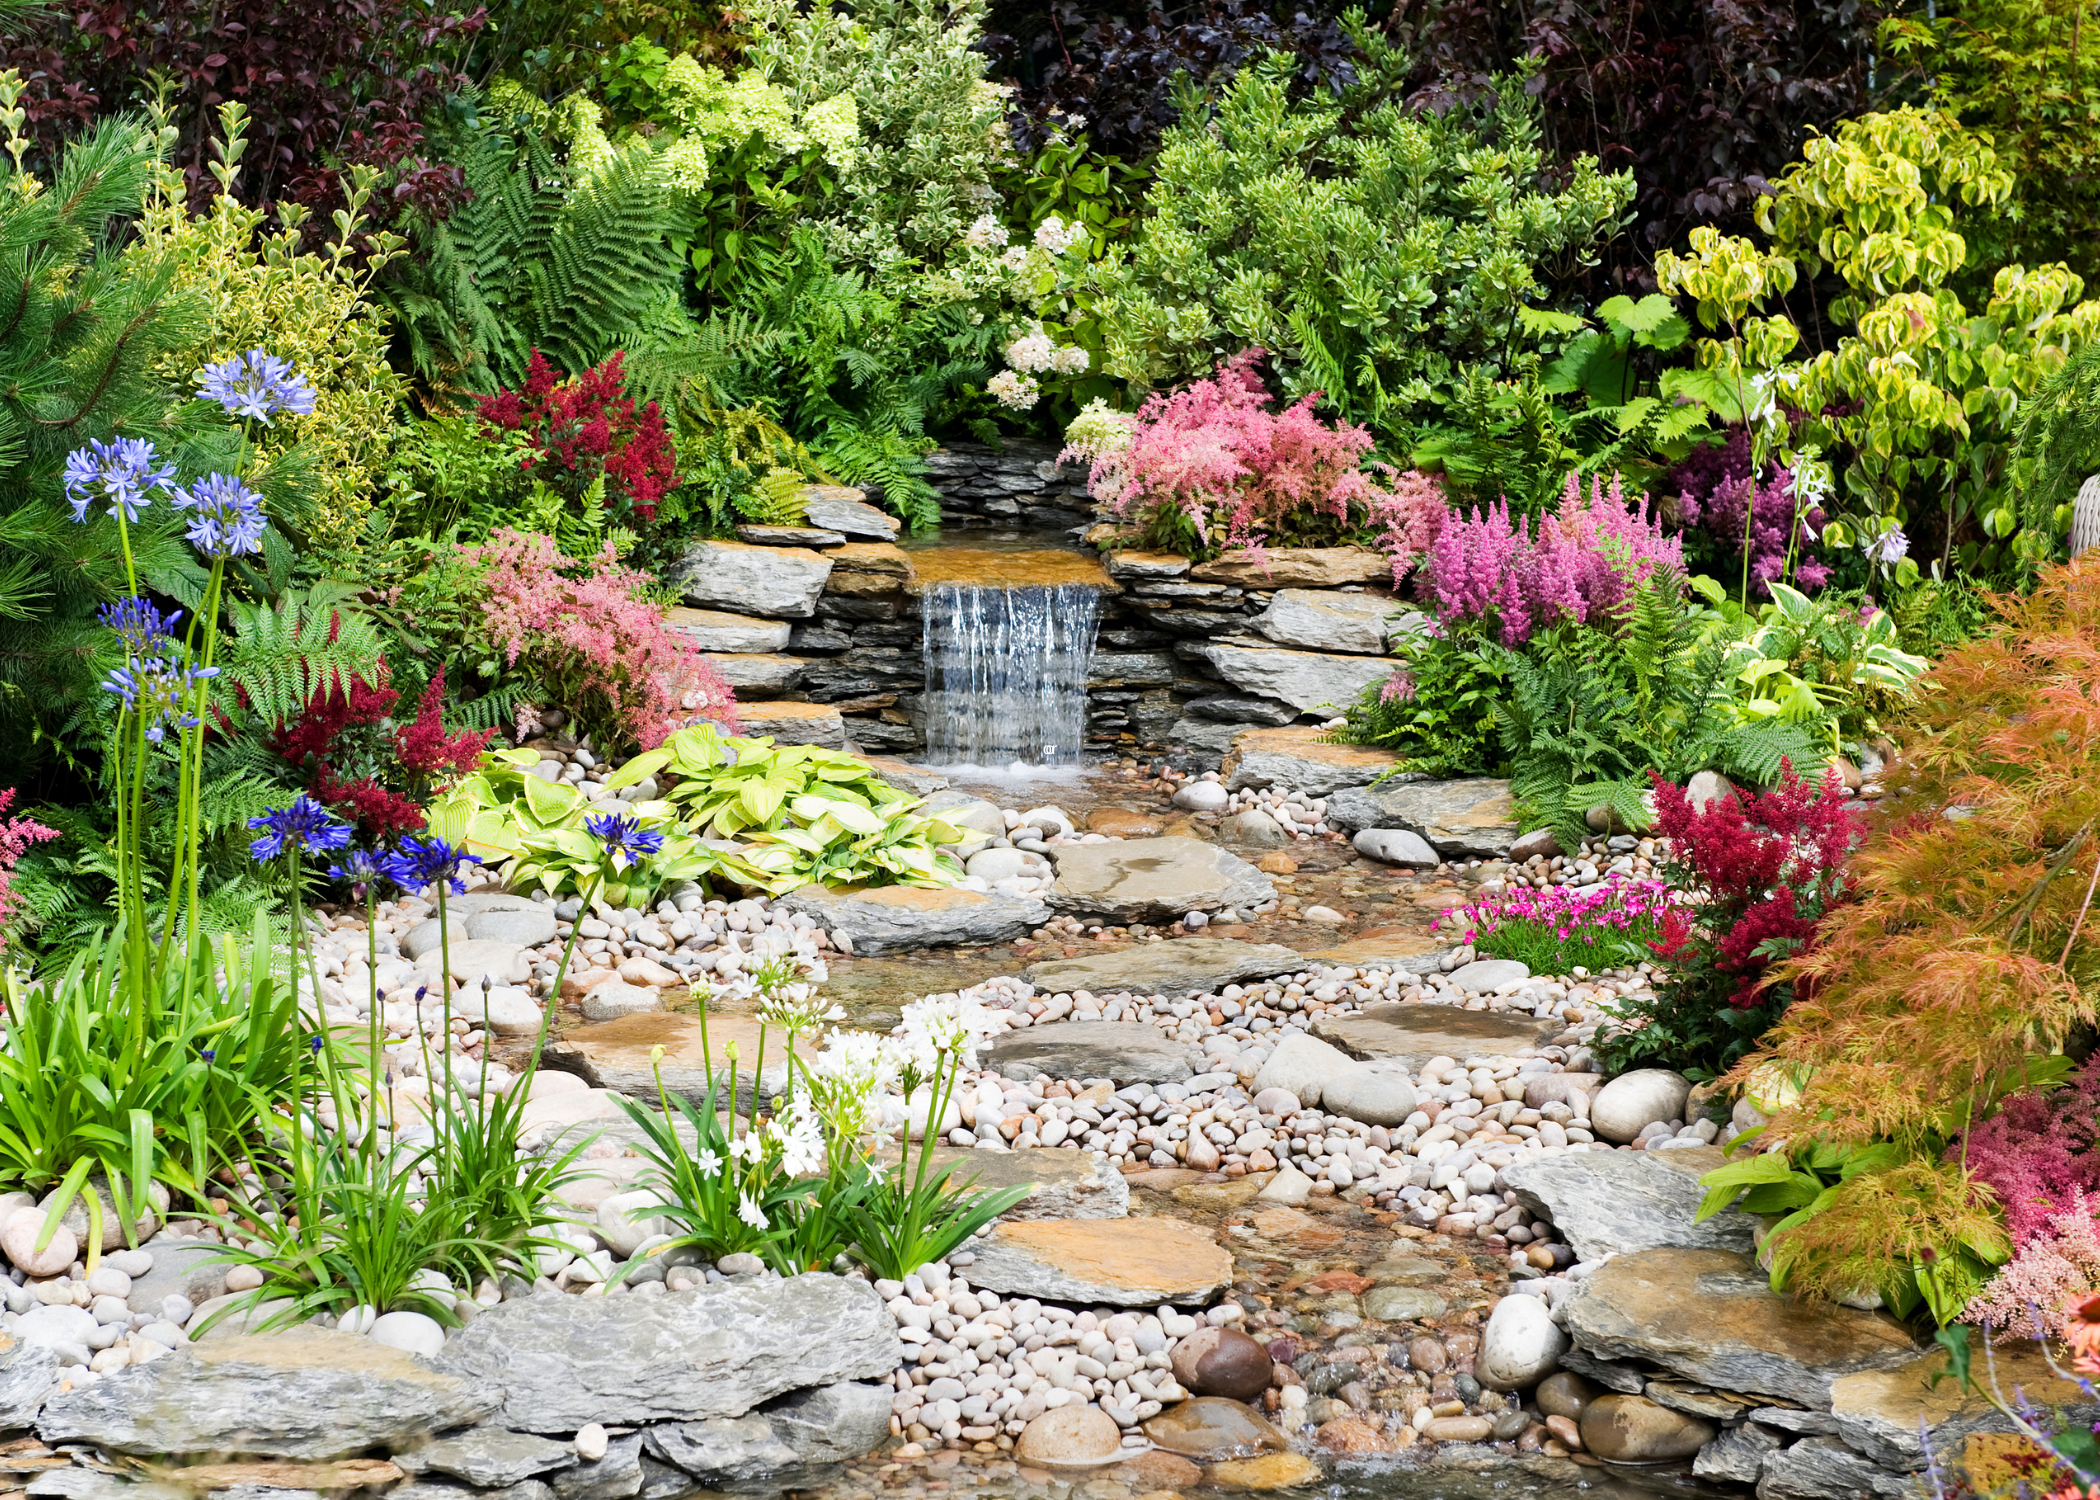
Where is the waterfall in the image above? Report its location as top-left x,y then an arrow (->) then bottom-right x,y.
920,581 -> 1101,766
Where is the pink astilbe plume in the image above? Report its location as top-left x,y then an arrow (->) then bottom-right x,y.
466,529 -> 739,751
1421,473 -> 1683,645
0,788 -> 57,948
1954,1054 -> 2100,1249
1960,1192 -> 2100,1341
1084,349 -> 1427,556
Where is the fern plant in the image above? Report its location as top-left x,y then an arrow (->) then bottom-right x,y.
1491,572 -> 1828,849
2011,339 -> 2100,561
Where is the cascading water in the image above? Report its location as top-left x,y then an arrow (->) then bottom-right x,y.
919,581 -> 1102,766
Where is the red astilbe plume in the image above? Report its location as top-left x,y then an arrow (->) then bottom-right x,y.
1727,558 -> 2100,1157
270,666 -> 400,768
477,350 -> 676,522
311,767 -> 426,842
395,668 -> 494,779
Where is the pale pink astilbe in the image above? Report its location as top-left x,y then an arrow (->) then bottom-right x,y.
1420,472 -> 1684,645
0,788 -> 57,950
1086,349 -> 1411,554
465,528 -> 739,751
1960,1193 -> 2100,1341
1367,468 -> 1447,585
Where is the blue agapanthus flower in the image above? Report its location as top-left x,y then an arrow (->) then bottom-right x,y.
62,438 -> 178,523
380,834 -> 481,895
101,654 -> 219,743
173,473 -> 266,559
247,794 -> 355,862
98,596 -> 183,655
198,350 -> 317,426
584,811 -> 666,861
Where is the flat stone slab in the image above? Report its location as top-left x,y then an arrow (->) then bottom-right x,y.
858,757 -> 950,796
1190,547 -> 1390,589
735,701 -> 846,749
801,485 -> 900,541
777,884 -> 1048,954
1311,1001 -> 1555,1066
1049,838 -> 1273,924
437,1276 -> 902,1432
964,1218 -> 1233,1306
409,1428 -> 578,1488
1189,643 -> 1393,715
822,542 -> 914,597
1324,778 -> 1523,858
38,1328 -> 497,1460
645,1381 -> 892,1485
706,653 -> 808,695
985,1021 -> 1202,1086
670,540 -> 834,619
1252,590 -> 1418,655
1221,727 -> 1412,797
664,607 -> 793,654
1562,1248 -> 1921,1407
736,524 -> 846,548
0,1334 -> 55,1428
1829,1343 -> 2097,1471
1298,936 -> 1452,974
545,1014 -> 814,1106
870,1146 -> 1128,1220
1022,938 -> 1307,997
1501,1146 -> 1758,1262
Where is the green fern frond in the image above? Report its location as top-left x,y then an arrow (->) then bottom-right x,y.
221,583 -> 384,727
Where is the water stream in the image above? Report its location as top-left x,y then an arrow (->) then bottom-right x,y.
919,580 -> 1102,767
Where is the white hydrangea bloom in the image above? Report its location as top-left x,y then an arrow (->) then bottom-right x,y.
987,369 -> 1040,411
1051,344 -> 1091,375
1004,324 -> 1058,373
964,213 -> 1009,249
1033,215 -> 1080,253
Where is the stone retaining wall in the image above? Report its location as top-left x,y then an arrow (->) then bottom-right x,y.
668,463 -> 1415,761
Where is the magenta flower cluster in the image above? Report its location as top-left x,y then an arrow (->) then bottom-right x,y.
1433,874 -> 1680,948
1419,473 -> 1684,645
1666,428 -> 1830,596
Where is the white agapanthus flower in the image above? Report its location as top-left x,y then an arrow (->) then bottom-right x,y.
736,1192 -> 767,1230
900,991 -> 996,1069
771,1100 -> 827,1178
693,1146 -> 723,1180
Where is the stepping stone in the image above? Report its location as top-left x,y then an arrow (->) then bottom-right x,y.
663,607 -> 792,654
1022,937 -> 1307,997
734,701 -> 845,749
1299,935 -> 1451,974
963,1217 -> 1233,1306
1449,958 -> 1530,993
985,1021 -> 1202,1086
1048,838 -> 1274,925
1324,777 -> 1523,858
1251,589 -> 1421,655
1311,1001 -> 1556,1067
776,885 -> 1048,954
800,485 -> 900,541
705,653 -> 808,696
1501,1146 -> 1757,1261
1829,1340 -> 2097,1471
1188,643 -> 1393,715
1562,1248 -> 1922,1407
1222,725 -> 1413,796
418,939 -> 529,985
669,541 -> 833,619
869,1146 -> 1128,1220
735,524 -> 846,548
466,906 -> 558,946
38,1327 -> 498,1460
1189,546 -> 1390,588
544,1014 -> 815,1106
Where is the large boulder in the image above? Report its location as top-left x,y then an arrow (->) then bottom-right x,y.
436,1276 -> 902,1433
1560,1248 -> 1920,1407
1021,938 -> 1305,997
0,1334 -> 56,1428
38,1328 -> 498,1460
775,885 -> 1048,954
670,541 -> 833,619
1323,778 -> 1523,858
1251,591 -> 1419,656
963,1218 -> 1233,1307
1048,839 -> 1273,925
1221,727 -> 1414,797
1186,644 -> 1392,715
985,1021 -> 1202,1087
1501,1146 -> 1757,1262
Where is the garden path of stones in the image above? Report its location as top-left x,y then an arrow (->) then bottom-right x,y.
0,742 -> 2013,1500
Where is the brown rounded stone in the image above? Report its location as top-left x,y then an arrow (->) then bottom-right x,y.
1088,807 -> 1164,837
1578,1394 -> 1715,1463
1544,1414 -> 1582,1450
1536,1371 -> 1598,1421
1420,1415 -> 1493,1443
1142,1398 -> 1290,1460
1015,1404 -> 1124,1466
1170,1326 -> 1275,1402
1115,1449 -> 1202,1490
1407,1336 -> 1449,1375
